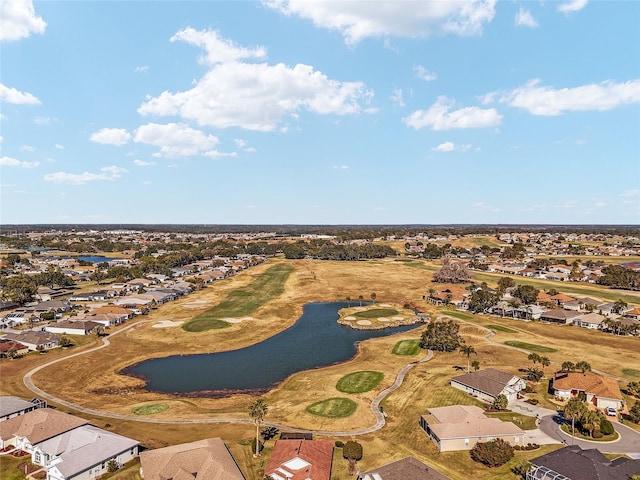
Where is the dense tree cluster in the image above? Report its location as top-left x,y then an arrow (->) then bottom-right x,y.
0,269 -> 75,305
432,259 -> 471,284
470,438 -> 514,467
598,265 -> 640,290
511,284 -> 540,305
282,241 -> 395,260
420,319 -> 463,352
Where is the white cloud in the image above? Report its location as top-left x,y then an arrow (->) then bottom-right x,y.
432,141 -> 473,152
19,145 -> 34,152
89,128 -> 131,146
0,135 -> 3,143
0,0 -> 46,42
515,7 -> 538,28
0,155 -> 39,168
620,189 -> 640,198
404,96 -> 502,130
0,83 -> 40,104
170,27 -> 267,66
390,88 -> 405,107
44,165 -> 127,185
472,201 -> 501,212
55,144 -> 64,149
498,78 -> 640,115
558,0 -> 588,13
234,139 -> 257,153
134,65 -> 149,73
34,116 -> 54,125
133,159 -> 156,166
264,0 -> 496,44
134,122 -> 220,157
414,65 -> 437,81
139,29 -> 372,132
333,165 -> 349,169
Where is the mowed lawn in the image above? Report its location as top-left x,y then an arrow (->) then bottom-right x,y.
305,398 -> 357,418
504,341 -> 557,353
353,308 -> 398,318
183,263 -> 294,332
336,371 -> 384,393
392,339 -> 421,355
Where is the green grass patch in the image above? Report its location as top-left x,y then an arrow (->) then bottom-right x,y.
336,371 -> 384,393
486,411 -> 537,430
504,341 -> 557,353
306,398 -> 357,418
353,308 -> 398,319
392,339 -> 421,356
183,263 -> 293,332
0,455 -> 27,480
560,424 -> 619,442
131,403 -> 169,416
487,324 -> 519,333
443,310 -> 473,320
182,318 -> 231,332
623,368 -> 640,378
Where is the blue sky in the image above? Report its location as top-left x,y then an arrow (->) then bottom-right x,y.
1,0 -> 639,225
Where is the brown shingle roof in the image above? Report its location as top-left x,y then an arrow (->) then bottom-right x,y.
451,368 -> 520,398
0,409 -> 88,444
139,437 -> 245,480
363,457 -> 450,480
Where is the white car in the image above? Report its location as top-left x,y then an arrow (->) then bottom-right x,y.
606,407 -> 617,416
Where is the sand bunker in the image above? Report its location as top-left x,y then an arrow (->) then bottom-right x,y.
392,316 -> 405,321
344,316 -> 357,320
152,320 -> 184,328
181,299 -> 212,309
222,317 -> 254,324
377,317 -> 391,322
356,320 -> 372,326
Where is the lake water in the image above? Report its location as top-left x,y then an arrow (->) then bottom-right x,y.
122,302 -> 420,396
76,255 -> 122,263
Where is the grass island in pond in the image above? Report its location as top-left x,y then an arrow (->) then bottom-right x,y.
338,303 -> 425,330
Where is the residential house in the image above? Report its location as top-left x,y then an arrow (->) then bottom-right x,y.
539,309 -> 583,325
0,409 -> 88,450
2,331 -> 60,351
89,305 -> 134,320
265,439 -> 334,480
450,369 -> 526,403
69,290 -> 112,302
624,308 -> 640,321
32,424 -> 139,480
362,457 -> 450,480
0,339 -> 30,358
139,437 -> 245,480
46,319 -> 102,336
574,312 -> 607,330
549,293 -> 577,307
551,371 -> 624,412
526,445 -> 640,480
419,405 -> 525,452
0,396 -> 46,422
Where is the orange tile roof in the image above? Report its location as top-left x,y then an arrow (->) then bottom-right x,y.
265,440 -> 333,480
553,372 -> 622,400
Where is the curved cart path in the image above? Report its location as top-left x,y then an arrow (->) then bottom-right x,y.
23,321 -> 433,436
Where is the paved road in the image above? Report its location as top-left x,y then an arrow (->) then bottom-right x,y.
539,413 -> 640,454
22,321 -> 434,436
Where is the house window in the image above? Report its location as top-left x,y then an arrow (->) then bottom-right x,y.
464,438 -> 469,446
34,451 -> 41,464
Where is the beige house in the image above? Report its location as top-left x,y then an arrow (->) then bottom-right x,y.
552,371 -> 624,412
140,437 -> 245,480
419,405 -> 525,452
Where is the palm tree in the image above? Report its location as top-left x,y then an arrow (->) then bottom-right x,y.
248,399 -> 268,456
346,296 -> 351,307
460,345 -> 477,373
528,353 -> 541,367
370,292 -> 376,304
471,360 -> 480,371
562,361 -> 575,372
575,361 -> 591,374
564,397 -> 586,437
358,295 -> 364,306
580,410 -> 600,437
539,356 -> 550,374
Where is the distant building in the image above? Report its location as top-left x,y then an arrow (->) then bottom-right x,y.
0,396 -> 46,422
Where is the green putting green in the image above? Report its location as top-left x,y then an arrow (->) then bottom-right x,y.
305,398 -> 357,418
336,371 -> 384,393
392,339 -> 421,355
504,341 -> 557,353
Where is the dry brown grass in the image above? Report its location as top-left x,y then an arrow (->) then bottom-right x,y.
2,257 -> 639,479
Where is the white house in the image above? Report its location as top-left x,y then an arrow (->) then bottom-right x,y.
450,368 -> 526,403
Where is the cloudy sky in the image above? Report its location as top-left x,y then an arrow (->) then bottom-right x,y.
1,0 -> 639,225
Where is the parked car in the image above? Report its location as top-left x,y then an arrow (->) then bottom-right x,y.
606,407 -> 617,416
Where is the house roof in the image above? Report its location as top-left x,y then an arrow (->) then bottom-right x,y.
38,424 -> 138,478
362,457 -> 450,480
422,405 -> 524,440
49,319 -> 102,331
0,339 -> 29,353
0,409 -> 88,443
552,372 -> 622,400
3,331 -> 59,346
577,313 -> 606,325
540,309 -> 583,320
531,445 -> 640,480
0,396 -> 36,418
139,437 -> 245,480
265,439 -> 334,480
549,293 -> 576,303
89,305 -> 133,316
451,368 -> 521,398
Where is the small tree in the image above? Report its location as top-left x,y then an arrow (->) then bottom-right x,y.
370,292 -> 376,304
564,397 -> 587,436
562,361 -> 575,372
470,438 -> 514,467
471,360 -> 481,371
248,399 -> 268,457
628,402 -> 640,424
575,361 -> 591,373
358,295 -> 364,306
492,394 -> 508,411
342,440 -> 363,475
460,345 -> 477,373
106,459 -> 119,473
539,356 -> 550,374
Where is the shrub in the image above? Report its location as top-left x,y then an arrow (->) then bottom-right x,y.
593,430 -> 603,439
600,418 -> 615,435
629,402 -> 640,424
335,441 -> 344,448
470,438 -> 514,467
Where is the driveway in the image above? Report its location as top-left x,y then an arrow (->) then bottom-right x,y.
539,414 -> 640,455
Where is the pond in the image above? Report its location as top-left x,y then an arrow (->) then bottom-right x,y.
122,302 -> 420,396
